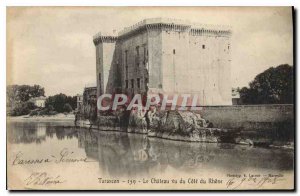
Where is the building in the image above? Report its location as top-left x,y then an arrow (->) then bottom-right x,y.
30,96 -> 47,108
83,86 -> 97,105
76,94 -> 83,111
93,18 -> 232,106
81,86 -> 97,117
232,88 -> 241,105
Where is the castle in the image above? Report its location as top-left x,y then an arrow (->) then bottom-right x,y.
93,18 -> 232,106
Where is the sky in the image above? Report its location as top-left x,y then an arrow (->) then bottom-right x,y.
7,7 -> 293,96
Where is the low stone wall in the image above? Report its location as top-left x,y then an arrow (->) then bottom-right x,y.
197,104 -> 294,131
196,104 -> 294,145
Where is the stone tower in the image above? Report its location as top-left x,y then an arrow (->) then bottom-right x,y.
93,18 -> 232,106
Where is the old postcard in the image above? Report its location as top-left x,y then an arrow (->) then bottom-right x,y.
6,7 -> 294,190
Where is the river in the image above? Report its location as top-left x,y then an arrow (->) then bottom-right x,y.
7,120 -> 294,190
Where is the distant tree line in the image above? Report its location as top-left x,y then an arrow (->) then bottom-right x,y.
45,93 -> 77,113
7,85 -> 45,116
7,84 -> 77,116
239,64 -> 293,104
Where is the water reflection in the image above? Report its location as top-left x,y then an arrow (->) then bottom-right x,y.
77,128 -> 294,178
7,121 -> 77,144
8,121 -> 294,178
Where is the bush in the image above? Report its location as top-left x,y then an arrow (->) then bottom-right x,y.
48,111 -> 58,116
47,105 -> 54,111
39,109 -> 49,116
28,107 -> 57,116
10,101 -> 36,116
45,94 -> 76,113
63,103 -> 73,113
29,110 -> 39,116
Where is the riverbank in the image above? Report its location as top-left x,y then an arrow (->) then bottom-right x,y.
7,113 -> 75,122
76,108 -> 294,149
78,120 -> 294,150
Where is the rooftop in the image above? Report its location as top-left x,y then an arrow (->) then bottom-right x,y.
30,96 -> 47,101
93,18 -> 232,43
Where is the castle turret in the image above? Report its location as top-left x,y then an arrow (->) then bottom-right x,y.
93,33 -> 118,99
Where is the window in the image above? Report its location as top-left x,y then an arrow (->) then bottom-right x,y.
125,80 -> 128,89
136,46 -> 140,67
131,79 -> 134,89
202,45 -> 205,49
124,51 -> 128,82
173,49 -> 176,54
98,73 -> 102,92
143,46 -> 147,65
137,78 -> 140,88
136,46 -> 140,56
144,78 -> 148,89
125,50 -> 128,66
125,66 -> 128,79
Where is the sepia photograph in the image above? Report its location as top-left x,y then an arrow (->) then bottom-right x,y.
6,6 -> 294,190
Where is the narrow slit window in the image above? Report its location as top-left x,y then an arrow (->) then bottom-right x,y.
137,78 -> 140,88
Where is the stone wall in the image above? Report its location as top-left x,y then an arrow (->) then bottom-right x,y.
197,104 -> 294,142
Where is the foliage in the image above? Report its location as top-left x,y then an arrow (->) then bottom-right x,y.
45,93 -> 77,113
7,84 -> 45,107
66,96 -> 77,110
29,108 -> 58,116
6,84 -> 78,116
29,109 -> 39,116
48,111 -> 58,115
10,101 -> 36,116
63,103 -> 73,113
47,105 -> 54,111
240,64 -> 293,104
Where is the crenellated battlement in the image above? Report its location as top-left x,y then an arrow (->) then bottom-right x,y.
93,18 -> 232,44
93,32 -> 118,45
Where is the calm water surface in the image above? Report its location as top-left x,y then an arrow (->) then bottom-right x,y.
7,121 -> 294,189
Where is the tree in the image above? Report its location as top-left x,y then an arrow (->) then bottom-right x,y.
240,64 -> 293,104
7,84 -> 45,107
7,84 -> 45,116
45,93 -> 68,113
66,96 -> 77,110
29,84 -> 45,98
47,105 -> 54,111
45,93 -> 77,113
63,103 -> 73,113
10,101 -> 36,116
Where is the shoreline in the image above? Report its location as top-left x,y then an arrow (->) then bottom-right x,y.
7,113 -> 75,122
77,120 -> 294,150
6,116 -> 294,150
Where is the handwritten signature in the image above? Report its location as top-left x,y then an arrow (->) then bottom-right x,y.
24,172 -> 65,186
12,148 -> 96,166
226,175 -> 285,189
